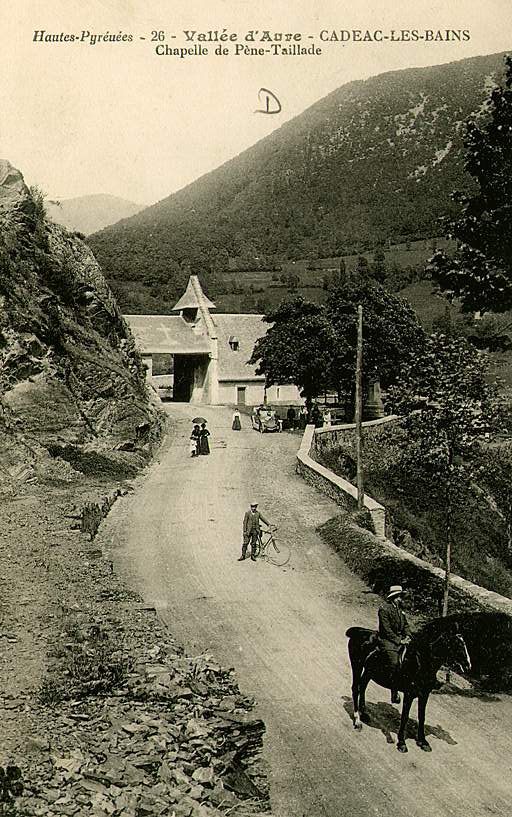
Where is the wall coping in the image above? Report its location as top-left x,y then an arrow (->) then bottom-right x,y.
378,532 -> 512,615
297,424 -> 384,513
314,414 -> 399,435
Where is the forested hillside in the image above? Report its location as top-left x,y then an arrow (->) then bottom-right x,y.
88,51 -> 509,314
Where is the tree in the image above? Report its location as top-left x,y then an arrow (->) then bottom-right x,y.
372,248 -> 387,283
325,280 -> 427,401
388,333 -> 502,614
354,255 -> 370,282
480,446 -> 512,556
383,261 -> 410,292
248,297 -> 334,411
338,257 -> 348,286
430,55 -> 512,313
286,272 -> 300,291
431,304 -> 461,337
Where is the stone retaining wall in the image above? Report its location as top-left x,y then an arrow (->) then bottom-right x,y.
296,421 -> 512,619
296,422 -> 388,539
313,415 -> 398,450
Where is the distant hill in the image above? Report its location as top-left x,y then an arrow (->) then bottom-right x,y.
47,194 -> 142,236
88,51 -> 510,314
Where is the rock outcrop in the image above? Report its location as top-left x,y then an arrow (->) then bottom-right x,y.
0,160 -> 161,489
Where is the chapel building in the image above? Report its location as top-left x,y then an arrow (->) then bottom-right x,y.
124,275 -> 302,406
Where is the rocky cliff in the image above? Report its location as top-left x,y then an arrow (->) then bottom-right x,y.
0,161 -> 161,490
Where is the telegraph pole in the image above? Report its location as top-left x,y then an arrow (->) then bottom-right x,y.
355,305 -> 364,510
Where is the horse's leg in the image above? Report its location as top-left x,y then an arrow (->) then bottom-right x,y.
416,692 -> 432,751
397,691 -> 414,753
351,666 -> 362,730
355,668 -> 371,728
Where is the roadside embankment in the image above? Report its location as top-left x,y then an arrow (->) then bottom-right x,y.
0,473 -> 271,817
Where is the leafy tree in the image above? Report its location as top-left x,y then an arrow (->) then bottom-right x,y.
480,446 -> 512,556
325,280 -> 427,400
354,255 -> 370,282
431,55 -> 512,313
248,297 -> 334,411
465,312 -> 512,352
372,248 -> 387,283
338,256 -> 347,285
388,333 -> 502,613
431,304 -> 462,337
382,261 -> 409,292
286,272 -> 300,291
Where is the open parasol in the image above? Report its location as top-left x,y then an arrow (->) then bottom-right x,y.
192,416 -> 207,424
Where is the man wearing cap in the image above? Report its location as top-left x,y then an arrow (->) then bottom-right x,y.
378,585 -> 411,704
239,502 -> 271,562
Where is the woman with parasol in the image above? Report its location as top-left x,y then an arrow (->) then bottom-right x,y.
190,416 -> 206,457
198,422 -> 211,455
192,417 -> 210,456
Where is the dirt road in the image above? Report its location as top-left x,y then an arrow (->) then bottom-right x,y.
107,404 -> 512,817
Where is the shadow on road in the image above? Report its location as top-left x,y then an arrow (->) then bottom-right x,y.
342,696 -> 457,747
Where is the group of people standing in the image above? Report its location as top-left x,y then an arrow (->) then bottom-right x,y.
285,405 -> 309,430
189,411 -> 242,458
189,422 -> 210,457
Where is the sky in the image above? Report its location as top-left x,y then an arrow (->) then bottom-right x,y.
1,0 -> 511,206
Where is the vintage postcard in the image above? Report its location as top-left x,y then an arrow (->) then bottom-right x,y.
1,2 -> 512,816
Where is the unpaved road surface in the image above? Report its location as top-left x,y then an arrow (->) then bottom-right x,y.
106,404 -> 512,817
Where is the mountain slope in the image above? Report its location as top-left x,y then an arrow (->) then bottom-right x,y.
88,51 -> 510,312
0,161 -> 160,490
47,193 -> 142,236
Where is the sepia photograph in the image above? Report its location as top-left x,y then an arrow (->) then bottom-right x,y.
2,1 -> 512,815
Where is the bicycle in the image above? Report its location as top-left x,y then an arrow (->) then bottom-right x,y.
253,525 -> 291,566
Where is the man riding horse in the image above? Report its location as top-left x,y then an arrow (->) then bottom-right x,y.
377,584 -> 411,704
346,604 -> 472,752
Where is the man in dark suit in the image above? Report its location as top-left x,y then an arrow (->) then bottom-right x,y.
239,502 -> 271,562
378,585 -> 411,704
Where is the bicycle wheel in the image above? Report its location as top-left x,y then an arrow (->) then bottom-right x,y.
266,534 -> 291,567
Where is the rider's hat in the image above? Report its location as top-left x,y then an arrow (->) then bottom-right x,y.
387,585 -> 403,599
250,501 -> 258,507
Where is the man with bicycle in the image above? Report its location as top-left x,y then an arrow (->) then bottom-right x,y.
239,502 -> 271,562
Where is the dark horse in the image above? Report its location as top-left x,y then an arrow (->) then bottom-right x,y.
346,619 -> 471,752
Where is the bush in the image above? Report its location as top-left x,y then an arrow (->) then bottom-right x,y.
319,515 -> 447,618
40,621 -> 133,702
350,507 -> 375,534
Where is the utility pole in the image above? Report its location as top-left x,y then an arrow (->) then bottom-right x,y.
442,441 -> 453,617
355,305 -> 364,510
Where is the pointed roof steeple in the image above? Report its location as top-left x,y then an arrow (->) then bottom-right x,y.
172,275 -> 216,312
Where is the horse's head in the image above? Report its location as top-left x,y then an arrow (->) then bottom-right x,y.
442,629 -> 472,675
